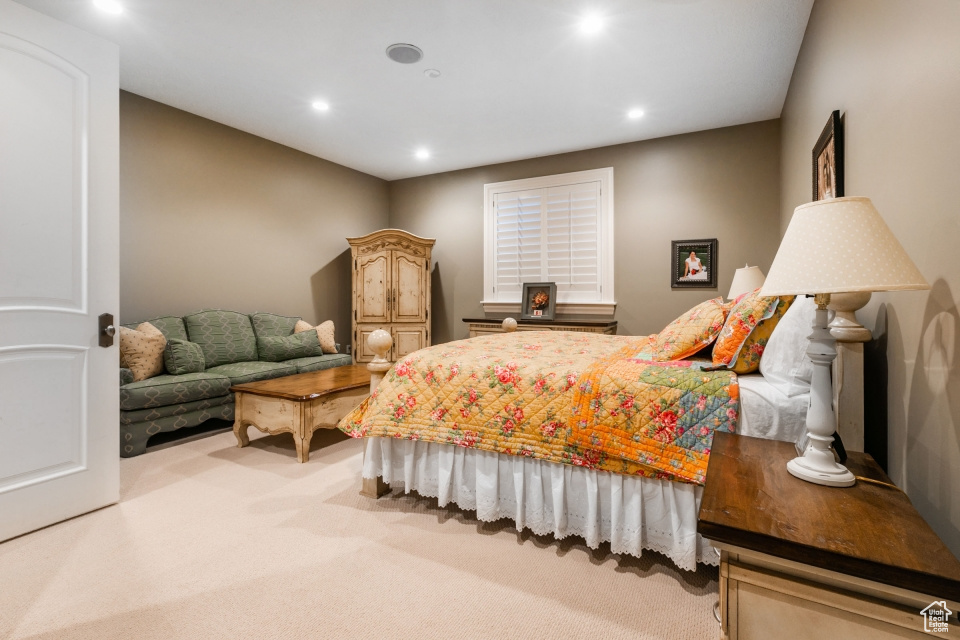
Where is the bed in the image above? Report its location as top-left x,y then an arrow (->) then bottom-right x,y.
339,295 -> 863,571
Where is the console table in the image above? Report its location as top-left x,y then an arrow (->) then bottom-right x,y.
698,432 -> 960,639
462,315 -> 616,338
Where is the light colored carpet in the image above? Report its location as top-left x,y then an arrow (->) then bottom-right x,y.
0,426 -> 719,639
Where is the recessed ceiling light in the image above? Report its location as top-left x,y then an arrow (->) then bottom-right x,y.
627,108 -> 644,119
579,12 -> 604,35
386,43 -> 424,64
415,148 -> 430,160
93,0 -> 123,15
311,100 -> 330,112
424,69 -> 441,79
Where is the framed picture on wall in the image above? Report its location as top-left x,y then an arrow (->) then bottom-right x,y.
813,110 -> 844,201
520,282 -> 557,320
671,239 -> 718,289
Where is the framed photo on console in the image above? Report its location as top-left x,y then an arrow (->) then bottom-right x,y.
520,282 -> 557,320
671,239 -> 718,289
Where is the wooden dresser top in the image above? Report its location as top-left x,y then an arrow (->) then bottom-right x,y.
698,432 -> 960,601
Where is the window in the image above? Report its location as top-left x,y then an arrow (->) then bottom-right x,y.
482,168 -> 615,314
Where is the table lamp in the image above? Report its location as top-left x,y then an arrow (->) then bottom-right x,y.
728,265 -> 766,300
760,196 -> 929,487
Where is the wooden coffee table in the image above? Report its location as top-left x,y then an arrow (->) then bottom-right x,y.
231,364 -> 371,462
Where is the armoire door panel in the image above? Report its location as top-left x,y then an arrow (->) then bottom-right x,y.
393,327 -> 426,360
393,253 -> 426,323
356,251 -> 390,323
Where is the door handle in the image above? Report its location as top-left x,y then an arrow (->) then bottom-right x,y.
99,313 -> 116,348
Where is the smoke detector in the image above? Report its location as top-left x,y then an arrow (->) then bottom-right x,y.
386,43 -> 424,64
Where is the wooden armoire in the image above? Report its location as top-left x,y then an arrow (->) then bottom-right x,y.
347,229 -> 435,363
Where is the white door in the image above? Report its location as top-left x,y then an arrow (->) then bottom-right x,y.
0,1 -> 119,542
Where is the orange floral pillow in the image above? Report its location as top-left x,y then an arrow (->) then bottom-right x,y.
649,297 -> 728,361
713,289 -> 793,373
730,295 -> 795,373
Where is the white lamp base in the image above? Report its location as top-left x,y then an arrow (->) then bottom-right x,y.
787,437 -> 855,487
790,297 -> 857,488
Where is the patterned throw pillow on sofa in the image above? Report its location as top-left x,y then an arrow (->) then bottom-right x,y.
119,322 -> 167,382
257,330 -> 325,362
164,339 -> 206,375
294,320 -> 337,354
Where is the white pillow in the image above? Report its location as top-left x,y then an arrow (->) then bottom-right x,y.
759,295 -> 815,397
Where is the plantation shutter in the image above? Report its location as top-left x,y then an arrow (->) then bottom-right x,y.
545,181 -> 601,301
492,181 -> 602,303
493,189 -> 543,298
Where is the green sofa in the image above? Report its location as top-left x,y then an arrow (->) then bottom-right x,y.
119,310 -> 352,457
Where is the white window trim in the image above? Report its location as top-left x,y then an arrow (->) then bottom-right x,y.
482,167 -> 615,315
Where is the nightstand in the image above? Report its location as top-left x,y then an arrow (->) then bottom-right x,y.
698,432 -> 960,640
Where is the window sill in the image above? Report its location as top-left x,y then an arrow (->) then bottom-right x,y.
481,301 -> 617,316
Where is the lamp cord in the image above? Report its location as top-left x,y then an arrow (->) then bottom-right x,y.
855,476 -> 904,492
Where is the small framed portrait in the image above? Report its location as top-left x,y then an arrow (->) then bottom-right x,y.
671,239 -> 718,289
520,282 -> 557,321
813,110 -> 844,201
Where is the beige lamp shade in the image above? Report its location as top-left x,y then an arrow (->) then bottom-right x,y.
728,265 -> 766,299
761,196 -> 930,296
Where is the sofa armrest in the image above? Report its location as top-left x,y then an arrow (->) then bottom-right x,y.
120,368 -> 134,386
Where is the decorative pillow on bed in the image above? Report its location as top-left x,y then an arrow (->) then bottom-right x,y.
711,289 -> 789,373
728,295 -> 795,374
648,297 -> 728,361
294,319 -> 337,354
760,295 -> 816,396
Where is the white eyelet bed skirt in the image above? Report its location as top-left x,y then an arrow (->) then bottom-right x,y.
362,437 -> 717,572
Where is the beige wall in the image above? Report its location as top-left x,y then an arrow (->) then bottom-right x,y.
389,120 -> 782,344
120,91 -> 389,347
781,0 -> 960,554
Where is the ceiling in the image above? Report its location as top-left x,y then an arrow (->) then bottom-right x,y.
16,0 -> 814,181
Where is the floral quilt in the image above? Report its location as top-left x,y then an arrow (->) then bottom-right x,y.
338,331 -> 739,485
